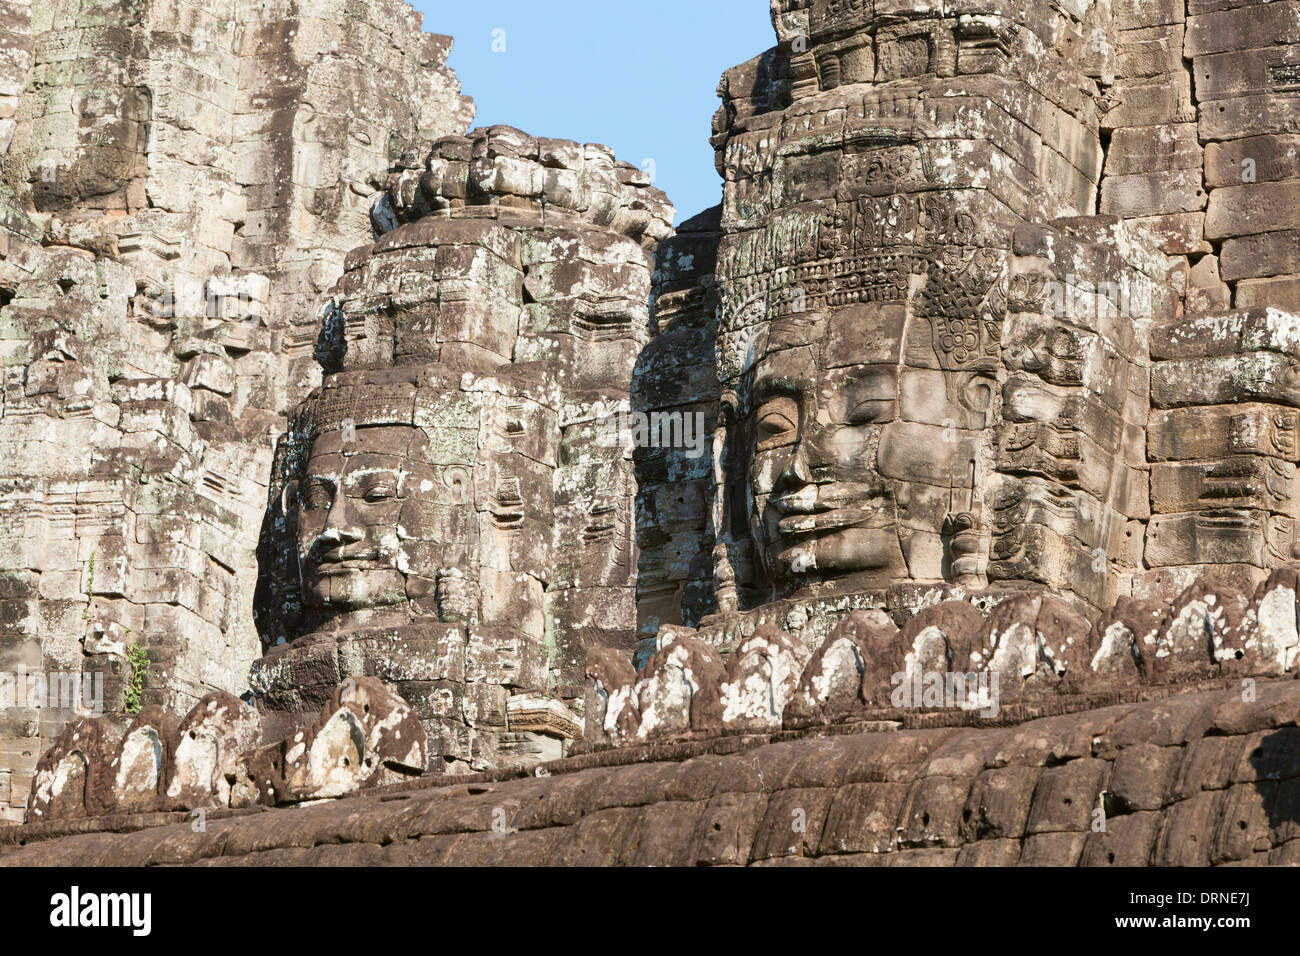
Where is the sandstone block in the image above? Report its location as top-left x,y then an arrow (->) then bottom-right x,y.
1207,181 -> 1300,239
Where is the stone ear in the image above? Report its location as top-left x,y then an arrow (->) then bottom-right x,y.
281,481 -> 298,515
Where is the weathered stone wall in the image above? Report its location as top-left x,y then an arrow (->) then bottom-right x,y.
0,0 -> 473,822
7,0 -> 1300,865
1091,1 -> 1300,603
1099,0 -> 1205,261
0,0 -> 30,159
245,127 -> 672,772
1192,0 -> 1300,312
5,679 -> 1299,866
231,0 -> 475,406
634,0 -> 1300,642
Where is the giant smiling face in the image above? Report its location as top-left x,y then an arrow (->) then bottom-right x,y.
292,424 -> 462,614
745,299 -> 991,599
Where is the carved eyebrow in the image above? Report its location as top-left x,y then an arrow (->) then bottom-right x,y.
835,370 -> 895,396
341,467 -> 403,488
752,376 -> 802,407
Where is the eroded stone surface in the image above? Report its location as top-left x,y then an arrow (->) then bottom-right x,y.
0,0 -> 473,822
577,578 -> 1300,744
7,680 -> 1300,867
8,0 -> 1300,870
28,678 -> 424,819
247,126 -> 671,771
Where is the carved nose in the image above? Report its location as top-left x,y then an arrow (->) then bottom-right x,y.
318,525 -> 363,546
320,494 -> 363,547
775,441 -> 814,491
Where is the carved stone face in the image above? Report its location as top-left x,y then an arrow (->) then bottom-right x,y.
744,298 -> 995,598
715,0 -> 1108,604
748,315 -> 901,592
293,424 -> 461,615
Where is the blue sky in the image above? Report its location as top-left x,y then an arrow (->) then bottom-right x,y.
408,1 -> 776,225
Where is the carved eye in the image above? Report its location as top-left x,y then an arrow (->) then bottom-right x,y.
838,370 -> 895,425
846,399 -> 891,425
362,484 -> 396,503
302,483 -> 332,511
759,410 -> 795,436
757,396 -> 799,442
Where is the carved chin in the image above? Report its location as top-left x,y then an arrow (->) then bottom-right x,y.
772,527 -> 904,580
